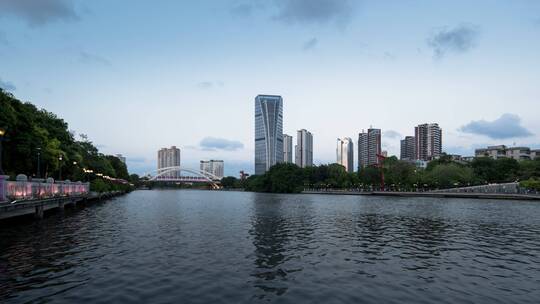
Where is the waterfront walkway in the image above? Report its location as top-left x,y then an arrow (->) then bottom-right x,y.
0,191 -> 122,220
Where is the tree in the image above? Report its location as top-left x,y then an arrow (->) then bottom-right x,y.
424,164 -> 474,189
221,176 -> 239,188
471,157 -> 497,183
0,89 -> 132,186
266,163 -> 304,193
358,166 -> 380,187
493,158 -> 519,182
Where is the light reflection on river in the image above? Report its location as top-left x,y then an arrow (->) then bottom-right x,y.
1,190 -> 539,303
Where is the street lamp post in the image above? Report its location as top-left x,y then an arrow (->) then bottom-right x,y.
0,128 -> 5,175
58,154 -> 63,181
36,148 -> 42,178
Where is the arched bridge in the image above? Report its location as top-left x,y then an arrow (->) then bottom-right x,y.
145,166 -> 222,189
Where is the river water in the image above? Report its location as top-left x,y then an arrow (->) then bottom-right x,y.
1,190 -> 539,303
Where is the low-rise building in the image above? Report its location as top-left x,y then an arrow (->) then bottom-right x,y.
532,149 -> 540,160
475,145 -> 537,161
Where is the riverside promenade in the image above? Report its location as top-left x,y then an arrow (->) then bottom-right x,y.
303,182 -> 540,201
0,174 -> 121,220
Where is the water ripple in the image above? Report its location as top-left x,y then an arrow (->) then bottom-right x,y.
1,191 -> 540,303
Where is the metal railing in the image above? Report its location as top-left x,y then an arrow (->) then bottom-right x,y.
0,174 -> 90,202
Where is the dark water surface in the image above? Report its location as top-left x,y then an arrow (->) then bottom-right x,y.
1,190 -> 539,303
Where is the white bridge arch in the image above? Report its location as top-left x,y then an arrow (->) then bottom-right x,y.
145,166 -> 222,189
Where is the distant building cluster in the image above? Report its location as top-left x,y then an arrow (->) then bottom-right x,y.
358,128 -> 382,169
295,129 -> 313,168
398,123 -> 442,162
255,95 -> 314,175
200,160 -> 224,179
475,145 -> 540,161
336,137 -> 354,172
157,146 -> 181,178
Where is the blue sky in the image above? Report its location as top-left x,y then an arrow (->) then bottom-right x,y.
1,0 -> 539,175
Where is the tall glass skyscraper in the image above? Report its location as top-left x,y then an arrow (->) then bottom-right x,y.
337,137 -> 354,173
255,95 -> 284,175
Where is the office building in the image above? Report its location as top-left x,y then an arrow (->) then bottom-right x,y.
337,137 -> 354,173
255,95 -> 284,175
200,160 -> 224,179
358,128 -> 382,169
415,123 -> 442,161
283,134 -> 293,163
295,129 -> 313,168
400,136 -> 416,160
157,146 -> 181,178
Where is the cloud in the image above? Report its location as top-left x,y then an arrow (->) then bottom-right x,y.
197,81 -> 224,89
230,2 -> 263,17
383,130 -> 401,139
79,51 -> 111,66
197,81 -> 213,89
0,78 -> 16,91
427,24 -> 479,58
273,0 -> 354,27
199,137 -> 244,151
460,113 -> 533,139
0,0 -> 78,27
302,37 -> 318,50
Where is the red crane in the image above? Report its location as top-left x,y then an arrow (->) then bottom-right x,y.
376,153 -> 386,191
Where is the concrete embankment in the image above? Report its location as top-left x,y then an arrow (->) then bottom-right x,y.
302,190 -> 540,201
0,191 -> 126,221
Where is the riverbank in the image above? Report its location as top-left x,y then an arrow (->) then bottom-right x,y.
302,190 -> 540,200
0,190 -> 127,222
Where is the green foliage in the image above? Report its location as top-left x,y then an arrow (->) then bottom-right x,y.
520,178 -> 540,191
0,89 -> 131,185
471,157 -> 519,183
519,160 -> 540,180
241,155 -> 539,193
91,179 -> 110,193
423,164 -> 474,189
221,176 -> 240,188
359,166 -> 381,187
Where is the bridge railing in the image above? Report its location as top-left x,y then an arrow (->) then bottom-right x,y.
0,174 -> 90,202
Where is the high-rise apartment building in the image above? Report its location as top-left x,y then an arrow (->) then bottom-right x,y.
337,137 -> 354,173
157,146 -> 181,178
255,95 -> 284,175
415,123 -> 442,161
283,134 -> 293,163
295,129 -> 313,168
200,160 -> 224,179
358,128 -> 381,169
400,136 -> 416,160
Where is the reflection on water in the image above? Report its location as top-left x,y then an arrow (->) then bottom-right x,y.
1,191 -> 540,303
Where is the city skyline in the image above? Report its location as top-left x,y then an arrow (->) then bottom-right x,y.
1,1 -> 539,175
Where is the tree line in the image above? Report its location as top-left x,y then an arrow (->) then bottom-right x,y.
221,154 -> 540,193
0,89 -> 137,192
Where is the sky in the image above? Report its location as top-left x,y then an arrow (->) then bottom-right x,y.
1,0 -> 539,176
